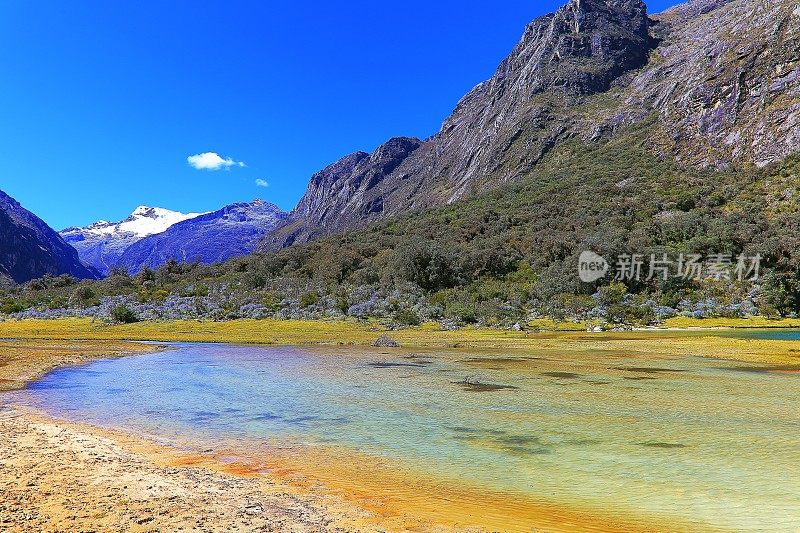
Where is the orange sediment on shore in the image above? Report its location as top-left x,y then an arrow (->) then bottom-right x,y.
1,401 -> 725,533
172,440 -> 727,533
0,405 -> 388,532
0,334 -> 782,531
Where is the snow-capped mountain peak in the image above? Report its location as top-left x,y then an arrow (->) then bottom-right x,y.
60,200 -> 287,275
59,206 -> 204,275
69,206 -> 203,239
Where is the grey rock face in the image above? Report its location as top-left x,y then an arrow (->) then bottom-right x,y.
264,0 -> 651,250
268,138 -> 423,248
265,0 -> 800,251
0,190 -> 98,283
615,0 -> 800,168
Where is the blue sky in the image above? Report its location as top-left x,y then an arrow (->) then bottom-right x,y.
0,0 -> 680,230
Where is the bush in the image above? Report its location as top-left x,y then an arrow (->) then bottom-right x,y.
0,299 -> 24,315
392,308 -> 421,326
300,291 -> 321,307
138,288 -> 169,303
70,286 -> 97,307
111,305 -> 139,324
396,242 -> 460,292
180,284 -> 209,297
445,302 -> 478,324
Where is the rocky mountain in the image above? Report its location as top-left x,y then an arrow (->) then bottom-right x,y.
61,206 -> 202,275
62,201 -> 287,275
262,0 -> 800,250
0,190 -> 98,283
115,200 -> 286,274
612,0 -> 800,168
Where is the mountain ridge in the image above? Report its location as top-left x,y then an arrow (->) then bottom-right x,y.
62,200 -> 287,275
0,190 -> 98,283
116,199 -> 287,274
261,0 -> 653,250
261,0 -> 800,252
61,206 -> 203,275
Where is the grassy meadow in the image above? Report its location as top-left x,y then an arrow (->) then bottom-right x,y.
2,317 -> 800,367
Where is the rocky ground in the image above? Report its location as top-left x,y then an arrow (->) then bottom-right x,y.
0,406 -> 384,533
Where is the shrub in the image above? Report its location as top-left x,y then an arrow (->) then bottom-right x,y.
0,299 -> 24,315
445,302 -> 477,324
138,288 -> 170,303
53,274 -> 78,288
111,305 -> 139,324
71,286 -> 97,307
180,284 -> 209,297
396,242 -> 460,292
300,291 -> 321,307
392,308 -> 421,326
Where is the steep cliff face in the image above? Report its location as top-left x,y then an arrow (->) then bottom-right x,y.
264,0 -> 800,251
0,190 -> 98,283
265,0 -> 651,249
399,0 -> 652,204
614,0 -> 800,168
281,138 -> 423,246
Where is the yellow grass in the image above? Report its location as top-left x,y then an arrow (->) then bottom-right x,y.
0,317 -> 593,347
1,316 -> 795,348
662,316 -> 800,329
1,317 -> 800,366
0,317 -> 383,345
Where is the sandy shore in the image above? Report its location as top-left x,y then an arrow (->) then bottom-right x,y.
0,405 -> 398,532
0,339 -> 398,532
0,403 -> 677,533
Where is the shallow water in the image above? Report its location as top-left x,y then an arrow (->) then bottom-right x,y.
13,341 -> 800,531
727,328 -> 800,341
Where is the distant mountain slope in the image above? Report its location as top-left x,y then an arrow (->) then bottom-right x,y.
262,0 -> 800,251
0,190 -> 98,283
262,0 -> 652,249
115,200 -> 286,274
61,206 -> 202,275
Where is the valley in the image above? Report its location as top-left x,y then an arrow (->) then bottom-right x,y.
2,0 -> 800,530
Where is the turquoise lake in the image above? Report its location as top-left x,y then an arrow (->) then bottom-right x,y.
11,338 -> 800,531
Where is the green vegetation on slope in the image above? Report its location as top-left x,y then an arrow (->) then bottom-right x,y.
4,122 -> 800,327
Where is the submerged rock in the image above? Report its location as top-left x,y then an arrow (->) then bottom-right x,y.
373,335 -> 400,348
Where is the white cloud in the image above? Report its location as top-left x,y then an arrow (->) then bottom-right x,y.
187,152 -> 245,171
255,179 -> 269,188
